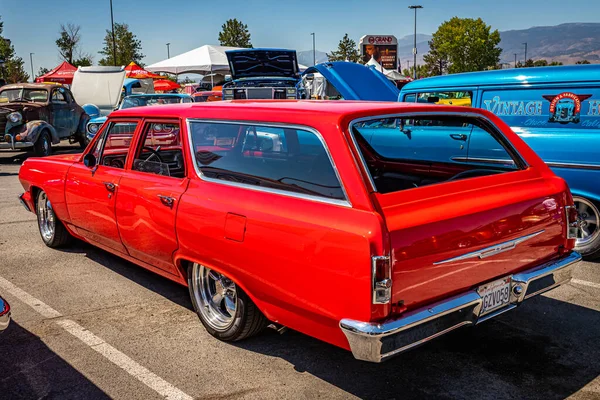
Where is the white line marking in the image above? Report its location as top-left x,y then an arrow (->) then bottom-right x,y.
0,275 -> 193,400
572,279 -> 600,289
57,320 -> 193,400
0,276 -> 62,318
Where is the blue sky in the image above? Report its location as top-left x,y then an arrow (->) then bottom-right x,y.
2,0 -> 600,76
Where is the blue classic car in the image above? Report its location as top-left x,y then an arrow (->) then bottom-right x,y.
399,64 -> 600,259
0,295 -> 10,333
86,93 -> 192,140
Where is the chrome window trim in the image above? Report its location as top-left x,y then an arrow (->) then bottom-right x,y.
347,111 -> 529,193
546,161 -> 600,171
451,156 -> 516,166
185,118 -> 352,208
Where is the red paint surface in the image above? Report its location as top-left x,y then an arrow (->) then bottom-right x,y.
18,101 -> 575,351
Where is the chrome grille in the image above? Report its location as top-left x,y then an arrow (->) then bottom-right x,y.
246,88 -> 273,99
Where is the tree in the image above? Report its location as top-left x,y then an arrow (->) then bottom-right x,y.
426,17 -> 501,74
533,59 -> 548,67
56,23 -> 81,64
98,23 -> 144,66
327,34 -> 360,63
218,19 -> 252,48
402,65 -> 429,79
73,55 -> 92,67
549,61 -> 563,66
0,16 -> 29,83
423,40 -> 448,76
576,60 -> 591,64
36,66 -> 50,80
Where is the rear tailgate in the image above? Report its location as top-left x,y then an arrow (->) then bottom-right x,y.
377,170 -> 572,310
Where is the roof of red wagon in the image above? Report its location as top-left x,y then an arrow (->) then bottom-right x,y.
110,100 -> 485,128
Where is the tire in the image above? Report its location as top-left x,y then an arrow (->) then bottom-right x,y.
36,190 -> 72,248
187,263 -> 268,341
78,133 -> 90,150
33,131 -> 52,157
573,196 -> 600,260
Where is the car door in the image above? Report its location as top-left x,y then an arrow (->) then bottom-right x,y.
115,119 -> 189,274
65,120 -> 140,253
50,88 -> 69,137
63,89 -> 80,135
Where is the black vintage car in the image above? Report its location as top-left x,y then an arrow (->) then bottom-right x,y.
0,83 -> 88,156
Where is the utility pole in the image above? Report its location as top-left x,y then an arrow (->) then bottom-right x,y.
514,53 -> 518,68
29,53 -> 34,82
166,43 -> 171,59
408,5 -> 423,80
110,0 -> 117,66
310,33 -> 316,65
523,42 -> 528,65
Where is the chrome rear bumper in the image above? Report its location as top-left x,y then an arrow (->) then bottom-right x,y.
340,251 -> 581,363
0,142 -> 34,150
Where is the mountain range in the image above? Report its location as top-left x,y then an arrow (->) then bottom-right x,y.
299,23 -> 600,68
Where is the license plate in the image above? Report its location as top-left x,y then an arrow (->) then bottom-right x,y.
478,277 -> 511,316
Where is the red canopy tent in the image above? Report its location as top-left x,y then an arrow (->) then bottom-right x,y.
153,79 -> 181,92
125,62 -> 164,79
35,61 -> 77,84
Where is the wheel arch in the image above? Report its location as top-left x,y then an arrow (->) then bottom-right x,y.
571,190 -> 600,205
25,121 -> 59,144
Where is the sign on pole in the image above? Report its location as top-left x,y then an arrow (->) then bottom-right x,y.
360,35 -> 398,70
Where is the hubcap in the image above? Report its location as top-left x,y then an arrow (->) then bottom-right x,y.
192,264 -> 237,331
37,192 -> 55,241
574,197 -> 600,247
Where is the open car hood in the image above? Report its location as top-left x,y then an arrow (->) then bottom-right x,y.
71,66 -> 127,114
226,49 -> 300,79
304,62 -> 399,101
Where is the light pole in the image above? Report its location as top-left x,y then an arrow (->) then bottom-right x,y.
29,53 -> 34,82
310,33 -> 316,65
514,53 -> 518,68
408,5 -> 423,80
523,42 -> 528,65
166,43 -> 171,59
110,0 -> 117,66
406,60 -> 411,74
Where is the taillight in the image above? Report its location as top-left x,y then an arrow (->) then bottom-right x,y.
565,205 -> 579,240
372,256 -> 392,304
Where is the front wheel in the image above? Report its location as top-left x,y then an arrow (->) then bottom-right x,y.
33,131 -> 52,157
187,263 -> 268,341
573,196 -> 600,260
36,190 -> 72,248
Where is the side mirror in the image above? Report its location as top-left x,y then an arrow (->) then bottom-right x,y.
427,96 -> 440,103
83,153 -> 97,168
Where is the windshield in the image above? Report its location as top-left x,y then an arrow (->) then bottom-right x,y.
120,96 -> 183,109
0,88 -> 49,103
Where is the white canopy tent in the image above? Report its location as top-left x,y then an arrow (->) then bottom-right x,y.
146,45 -> 242,86
365,57 -> 410,81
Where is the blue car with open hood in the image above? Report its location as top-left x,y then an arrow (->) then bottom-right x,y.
399,64 -> 600,259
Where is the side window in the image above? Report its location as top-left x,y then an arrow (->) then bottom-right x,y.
403,93 -> 416,102
189,121 -> 345,201
132,121 -> 185,178
94,122 -> 138,169
415,91 -> 473,107
51,89 -> 67,104
351,115 -> 522,195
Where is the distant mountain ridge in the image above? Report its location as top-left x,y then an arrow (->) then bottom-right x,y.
301,23 -> 600,69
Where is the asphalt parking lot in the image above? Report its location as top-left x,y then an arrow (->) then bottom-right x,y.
0,146 -> 599,400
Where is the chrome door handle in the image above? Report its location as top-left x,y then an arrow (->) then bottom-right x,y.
103,182 -> 116,192
450,134 -> 468,141
158,195 -> 175,208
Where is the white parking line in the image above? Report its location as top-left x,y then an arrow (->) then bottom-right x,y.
0,275 -> 193,400
572,279 -> 600,289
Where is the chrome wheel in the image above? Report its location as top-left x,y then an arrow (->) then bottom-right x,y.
191,264 -> 237,331
37,192 -> 55,242
574,197 -> 600,247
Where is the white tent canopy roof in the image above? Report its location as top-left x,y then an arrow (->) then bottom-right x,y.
146,45 -> 242,75
365,57 -> 409,81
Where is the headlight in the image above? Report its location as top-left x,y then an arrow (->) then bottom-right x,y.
7,112 -> 22,123
88,123 -> 99,134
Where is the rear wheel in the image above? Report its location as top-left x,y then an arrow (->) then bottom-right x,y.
573,196 -> 600,260
187,263 -> 268,341
36,190 -> 72,248
34,131 -> 52,157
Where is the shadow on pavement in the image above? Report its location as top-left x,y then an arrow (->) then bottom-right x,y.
0,146 -> 82,165
231,295 -> 600,400
0,321 -> 110,399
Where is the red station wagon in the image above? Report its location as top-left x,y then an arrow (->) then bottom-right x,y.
18,101 -> 581,362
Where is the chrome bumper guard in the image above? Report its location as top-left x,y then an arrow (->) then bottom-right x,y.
340,252 -> 581,363
18,193 -> 31,212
